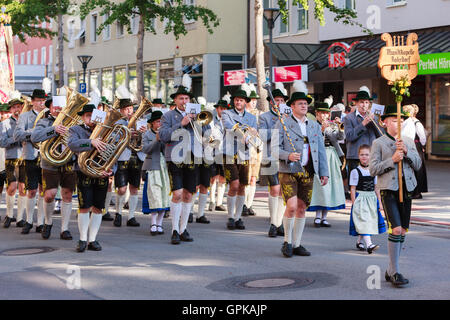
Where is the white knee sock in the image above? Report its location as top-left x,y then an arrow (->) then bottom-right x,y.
124,188 -> 130,204
104,191 -> 113,211
235,195 -> 246,220
227,195 -> 236,219
276,197 -> 285,228
217,183 -> 225,206
37,195 -> 45,226
315,210 -> 322,219
128,195 -> 138,219
268,195 -> 278,226
26,197 -> 37,224
292,217 -> 306,248
170,201 -> 182,233
247,185 -> 256,208
6,194 -> 15,218
77,213 -> 90,241
197,193 -> 208,218
88,214 -> 102,242
180,201 -> 193,233
283,217 -> 295,244
156,211 -> 165,226
151,213 -> 157,227
244,185 -> 250,206
322,210 -> 328,220
17,195 -> 27,222
209,181 -> 217,206
363,235 -> 372,247
44,200 -> 55,225
61,201 -> 72,232
191,192 -> 198,207
115,194 -> 125,216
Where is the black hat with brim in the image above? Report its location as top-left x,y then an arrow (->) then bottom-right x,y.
214,99 -> 230,109
267,89 -> 289,102
8,99 -> 24,108
231,89 -> 250,103
287,92 -> 312,106
353,91 -> 373,101
314,101 -> 331,112
381,105 -> 409,120
119,99 -> 134,109
31,89 -> 46,99
77,104 -> 95,116
170,86 -> 194,100
148,110 -> 163,123
152,98 -> 164,105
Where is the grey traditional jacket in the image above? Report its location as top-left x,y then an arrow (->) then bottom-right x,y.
115,118 -> 146,162
68,124 -> 94,171
0,116 -> 22,159
13,109 -> 40,160
369,134 -> 421,192
343,111 -> 378,160
159,108 -> 210,162
276,115 -> 329,177
258,108 -> 279,161
142,129 -> 165,171
221,108 -> 257,161
322,122 -> 345,158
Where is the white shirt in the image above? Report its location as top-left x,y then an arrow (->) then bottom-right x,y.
177,107 -> 187,117
293,115 -> 309,166
349,165 -> 377,186
402,117 -> 426,146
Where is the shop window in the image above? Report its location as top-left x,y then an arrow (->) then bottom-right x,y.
431,75 -> 450,156
68,74 -> 77,90
114,67 -> 127,95
297,6 -> 308,32
102,69 -> 113,102
89,70 -> 99,92
144,64 -> 157,99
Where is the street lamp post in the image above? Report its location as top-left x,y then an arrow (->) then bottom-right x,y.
263,8 -> 281,89
77,55 -> 93,90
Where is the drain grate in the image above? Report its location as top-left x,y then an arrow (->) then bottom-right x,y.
0,247 -> 56,256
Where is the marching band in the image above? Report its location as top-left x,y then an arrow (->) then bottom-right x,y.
0,77 -> 422,288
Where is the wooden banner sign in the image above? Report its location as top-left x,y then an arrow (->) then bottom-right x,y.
378,33 -> 419,84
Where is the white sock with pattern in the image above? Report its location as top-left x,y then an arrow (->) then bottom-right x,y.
268,195 -> 278,226
77,213 -> 90,241
180,201 -> 193,233
170,202 -> 182,233
283,217 -> 295,244
6,194 -> 15,218
44,200 -> 54,225
128,195 -> 138,220
61,201 -> 72,232
88,213 -> 102,242
227,195 -> 236,219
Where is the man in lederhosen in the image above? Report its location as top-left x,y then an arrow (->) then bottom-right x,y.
113,88 -> 147,228
258,83 -> 289,238
30,99 -> 76,240
276,80 -> 329,258
13,89 -> 47,235
0,97 -> 26,228
221,85 -> 258,231
68,104 -> 112,252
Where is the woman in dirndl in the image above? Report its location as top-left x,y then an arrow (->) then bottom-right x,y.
141,111 -> 171,236
307,98 -> 346,227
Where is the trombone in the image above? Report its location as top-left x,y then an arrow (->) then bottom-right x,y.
364,112 -> 385,138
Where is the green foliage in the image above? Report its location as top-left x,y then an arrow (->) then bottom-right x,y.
79,0 -> 220,39
1,0 -> 71,42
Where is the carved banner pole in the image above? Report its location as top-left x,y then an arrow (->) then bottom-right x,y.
378,33 -> 419,202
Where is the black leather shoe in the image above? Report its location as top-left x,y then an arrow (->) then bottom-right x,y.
293,245 -> 311,256
367,244 -> 379,254
227,218 -> 235,230
3,216 -> 13,228
391,273 -> 409,287
11,217 -> 16,222
268,224 -> 278,237
180,230 -> 194,242
356,242 -> 365,251
102,212 -> 114,221
241,205 -> 249,216
215,205 -> 226,211
36,225 -> 44,233
247,206 -> 256,216
171,230 -> 181,244
150,224 -> 158,236
196,216 -> 210,224
60,230 -> 73,240
113,213 -> 122,227
88,241 -> 102,251
321,220 -> 331,228
188,212 -> 193,223
126,217 -> 140,227
76,240 -> 87,252
276,225 -> 285,236
385,271 -> 391,282
281,242 -> 293,257
21,222 -> 33,234
235,219 -> 245,230
41,224 -> 53,239
16,220 -> 25,228
314,218 -> 321,228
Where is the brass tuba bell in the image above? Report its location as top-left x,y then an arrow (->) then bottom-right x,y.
127,96 -> 153,153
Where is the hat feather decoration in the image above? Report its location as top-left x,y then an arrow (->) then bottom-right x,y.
292,80 -> 308,95
182,74 -> 192,92
89,88 -> 102,107
275,82 -> 287,96
9,90 -> 21,100
157,90 -> 163,99
116,85 -> 131,100
249,83 -> 257,93
241,83 -> 251,97
42,78 -> 52,94
57,86 -> 67,96
359,86 -> 371,96
197,96 -> 207,106
222,92 -> 231,105
324,95 -> 333,108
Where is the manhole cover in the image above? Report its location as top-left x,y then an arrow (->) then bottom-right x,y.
245,278 -> 296,288
1,247 -> 56,256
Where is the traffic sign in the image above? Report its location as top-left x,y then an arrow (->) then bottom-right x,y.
79,83 -> 87,93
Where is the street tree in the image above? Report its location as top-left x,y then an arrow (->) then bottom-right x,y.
80,0 -> 220,102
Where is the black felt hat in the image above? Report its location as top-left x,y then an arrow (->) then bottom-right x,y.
77,104 -> 95,116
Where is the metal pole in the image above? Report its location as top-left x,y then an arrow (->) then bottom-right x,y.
269,20 -> 273,90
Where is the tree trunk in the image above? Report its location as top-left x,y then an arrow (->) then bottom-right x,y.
58,13 -> 64,88
136,13 -> 145,103
255,0 -> 268,111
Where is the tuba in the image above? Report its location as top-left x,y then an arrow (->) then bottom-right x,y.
20,95 -> 33,115
128,96 -> 153,152
40,87 -> 89,166
78,108 -> 131,178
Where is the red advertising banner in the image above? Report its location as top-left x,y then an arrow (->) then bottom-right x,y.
223,70 -> 247,86
273,65 -> 307,83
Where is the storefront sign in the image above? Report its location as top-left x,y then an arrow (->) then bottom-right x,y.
223,70 -> 247,86
418,52 -> 450,75
327,41 -> 361,68
272,65 -> 308,82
